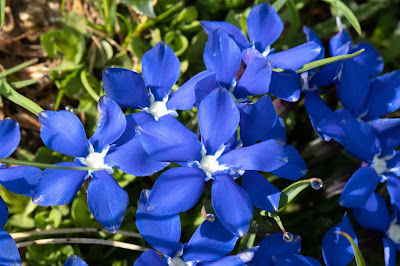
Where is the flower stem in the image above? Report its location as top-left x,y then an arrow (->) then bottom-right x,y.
0,158 -> 100,171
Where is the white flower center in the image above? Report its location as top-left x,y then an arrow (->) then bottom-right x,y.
228,80 -> 247,104
197,144 -> 228,178
168,256 -> 186,266
373,155 -> 388,175
387,220 -> 400,244
143,93 -> 178,121
76,144 -> 113,175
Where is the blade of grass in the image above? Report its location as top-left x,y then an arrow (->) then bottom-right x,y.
0,58 -> 38,79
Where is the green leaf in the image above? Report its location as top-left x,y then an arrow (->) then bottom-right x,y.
323,0 -> 361,35
164,31 -> 189,57
0,0 -> 5,30
120,0 -> 156,19
10,79 -> 39,89
80,71 -> 100,101
0,58 -> 38,79
273,0 -> 289,12
72,198 -> 93,227
8,213 -> 35,229
177,7 -> 198,23
336,231 -> 366,266
279,178 -> 322,209
0,79 -> 44,116
47,209 -> 62,228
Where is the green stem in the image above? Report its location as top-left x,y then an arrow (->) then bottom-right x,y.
80,71 -> 100,102
0,59 -> 38,79
10,79 -> 39,89
54,89 -> 64,111
0,158 -> 100,171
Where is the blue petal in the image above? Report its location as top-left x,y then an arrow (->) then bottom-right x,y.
137,117 -> 200,162
198,247 -> 258,266
0,197 -> 8,228
114,112 -> 154,146
234,56 -> 272,99
335,59 -> 370,116
87,170 -> 128,233
271,254 -> 322,266
364,70 -> 400,121
183,217 -> 238,262
303,26 -> 324,61
212,174 -> 253,237
270,145 -> 307,180
382,238 -> 396,266
193,73 -> 218,106
242,171 -> 281,212
329,29 -> 351,56
39,110 -> 89,157
350,43 -> 384,77
339,167 -> 379,208
0,228 -> 22,265
167,70 -> 216,110
239,95 -> 277,146
316,109 -> 347,144
386,174 -> 400,210
142,42 -> 181,100
102,67 -> 149,109
32,162 -> 87,206
251,233 -> 302,265
106,136 -> 168,177
90,96 -> 126,151
144,167 -> 205,215
0,119 -> 20,158
247,3 -> 283,52
353,193 -> 390,233
203,30 -> 241,87
219,140 -> 287,172
370,118 -> 400,156
261,117 -> 287,145
200,21 -> 249,51
321,213 -> 357,266
134,249 -> 166,266
268,42 -> 322,71
0,166 -> 41,197
199,88 -> 239,154
269,71 -> 301,102
64,255 -> 89,266
136,189 -> 180,257
242,48 -> 264,65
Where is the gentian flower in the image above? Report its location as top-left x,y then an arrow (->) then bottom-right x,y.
321,212 -> 358,266
64,255 -> 88,266
33,96 -> 167,233
0,198 -> 22,265
201,3 -> 322,102
134,189 -> 238,266
136,88 -> 288,236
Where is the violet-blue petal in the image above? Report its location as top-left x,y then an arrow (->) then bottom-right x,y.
167,70 -> 216,110
0,166 -> 41,197
200,21 -> 249,51
261,117 -> 287,145
242,171 -> 281,212
105,136 -> 168,177
270,145 -> 307,180
251,233 -> 302,266
0,119 -> 20,158
321,213 -> 357,266
199,88 -> 239,154
0,197 -> 8,228
134,249 -> 166,266
144,167 -> 205,215
364,70 -> 400,121
329,29 -> 351,56
219,140 -> 287,172
0,228 -> 22,265
235,56 -> 272,99
269,71 -> 301,102
212,174 -> 253,237
247,3 -> 283,52
137,117 -> 200,162
339,167 -> 379,208
316,109 -> 347,144
136,189 -> 181,257
335,59 -> 370,116
114,112 -> 154,146
198,247 -> 258,266
87,170 -> 128,233
353,193 -> 390,233
386,174 -> 400,210
268,42 -> 321,71
271,254 -> 322,266
303,26 -> 324,61
350,43 -> 384,77
32,162 -> 86,206
203,30 -> 241,87
90,96 -> 126,151
64,255 -> 89,266
183,217 -> 238,262
242,48 -> 264,65
39,110 -> 89,157
383,238 -> 396,266
370,118 -> 400,156
194,73 -> 218,105
239,95 -> 277,146
142,42 -> 181,100
102,67 -> 149,109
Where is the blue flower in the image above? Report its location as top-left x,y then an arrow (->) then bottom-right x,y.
134,189 -> 239,265
64,255 -> 88,266
33,96 -> 167,233
136,88 -> 288,236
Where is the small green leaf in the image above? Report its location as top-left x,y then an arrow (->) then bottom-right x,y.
0,79 -> 44,116
8,214 -> 35,229
47,209 -> 62,228
164,32 -> 189,57
0,0 -> 5,30
0,58 -> 38,79
72,198 -> 93,227
273,0 -> 289,12
336,231 -> 366,266
120,0 -> 156,19
10,79 -> 39,89
177,7 -> 198,23
278,178 -> 322,209
323,0 -> 362,35
80,71 -> 100,102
